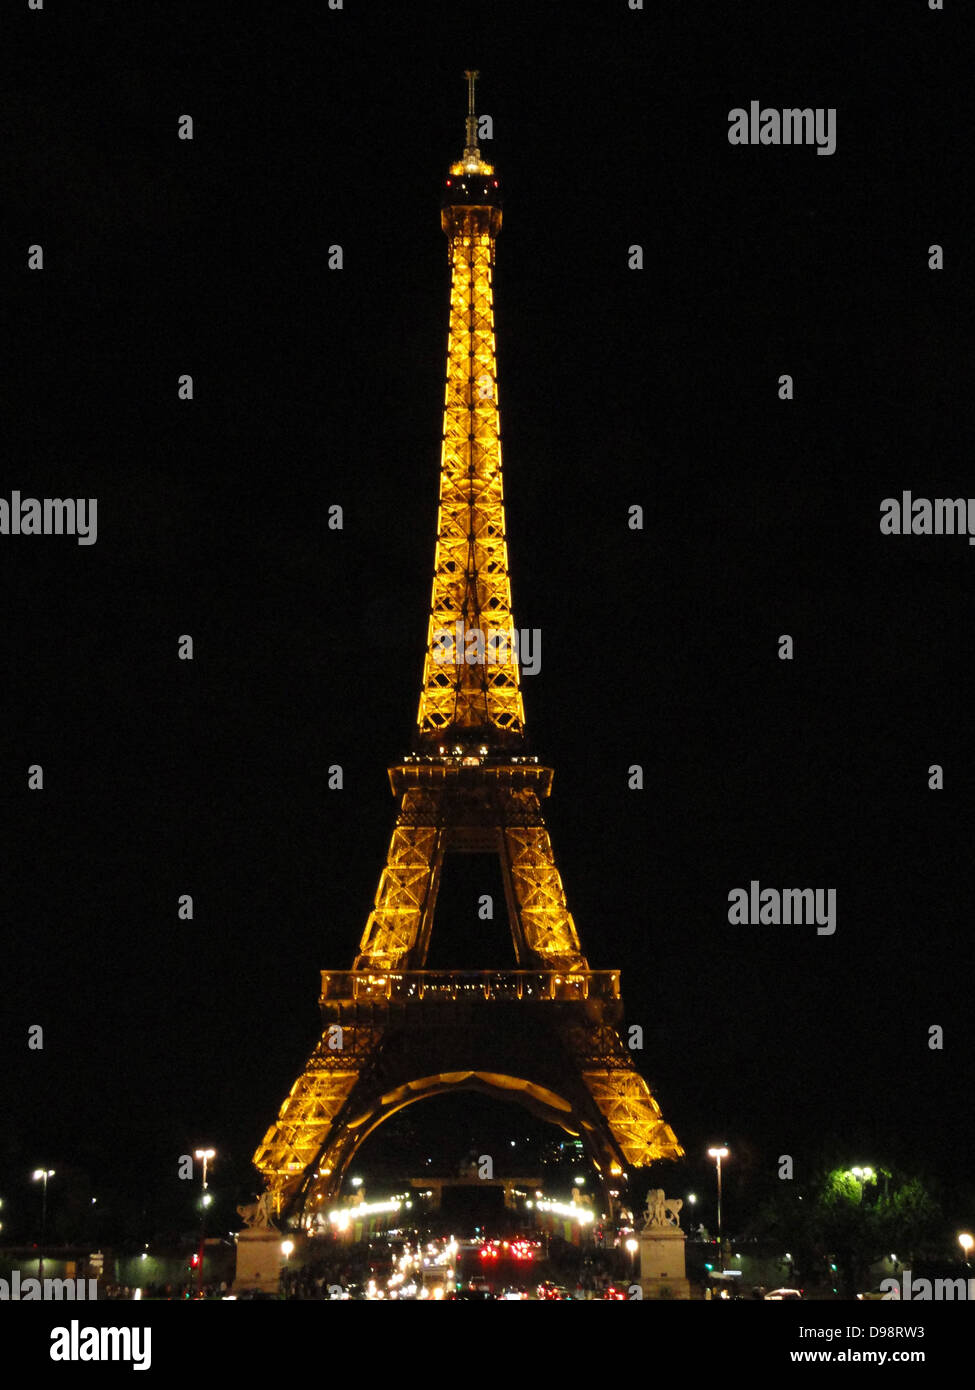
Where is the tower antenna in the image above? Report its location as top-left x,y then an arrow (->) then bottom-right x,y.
463,68 -> 480,163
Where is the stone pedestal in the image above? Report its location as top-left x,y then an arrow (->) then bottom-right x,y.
638,1225 -> 691,1300
234,1230 -> 286,1294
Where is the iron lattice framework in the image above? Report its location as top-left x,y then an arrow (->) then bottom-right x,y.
253,72 -> 682,1220
416,171 -> 524,744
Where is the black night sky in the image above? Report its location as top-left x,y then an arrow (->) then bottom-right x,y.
3,1 -> 973,1246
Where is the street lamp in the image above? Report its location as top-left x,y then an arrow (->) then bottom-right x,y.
32,1169 -> 55,1281
708,1147 -> 729,1270
194,1149 -> 215,1296
625,1236 -> 639,1281
846,1167 -> 876,1203
959,1233 -> 973,1266
195,1148 -> 215,1192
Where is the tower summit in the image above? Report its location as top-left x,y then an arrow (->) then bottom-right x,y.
461,67 -> 488,172
251,75 -> 682,1225
419,69 -> 516,750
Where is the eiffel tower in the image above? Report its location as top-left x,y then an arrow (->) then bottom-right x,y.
253,71 -> 682,1222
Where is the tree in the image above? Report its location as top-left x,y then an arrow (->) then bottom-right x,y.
874,1177 -> 942,1265
746,1162 -> 944,1297
809,1169 -> 877,1298
809,1167 -> 941,1298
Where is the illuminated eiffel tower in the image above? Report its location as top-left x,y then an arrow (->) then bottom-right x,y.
254,72 -> 682,1221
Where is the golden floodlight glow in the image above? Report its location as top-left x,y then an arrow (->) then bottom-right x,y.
250,70 -> 683,1221
329,1198 -> 401,1225
535,1200 -> 595,1225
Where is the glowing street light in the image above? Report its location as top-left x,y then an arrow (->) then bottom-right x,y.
707,1147 -> 729,1270
194,1148 -> 215,1191
959,1233 -> 974,1265
845,1167 -> 876,1203
32,1169 -> 55,1282
32,1169 -> 55,1237
193,1149 -> 215,1295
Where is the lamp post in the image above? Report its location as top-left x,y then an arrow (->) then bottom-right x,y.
707,1147 -> 729,1270
849,1166 -> 874,1201
194,1149 -> 215,1297
32,1169 -> 55,1282
959,1233 -> 973,1267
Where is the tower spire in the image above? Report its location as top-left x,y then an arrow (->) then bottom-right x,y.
418,72 -> 519,751
463,68 -> 480,166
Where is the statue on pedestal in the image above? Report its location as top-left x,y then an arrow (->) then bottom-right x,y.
237,1191 -> 276,1230
642,1190 -> 683,1230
